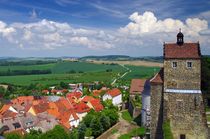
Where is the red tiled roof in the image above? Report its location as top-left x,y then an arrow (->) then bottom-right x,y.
106,88 -> 121,97
90,99 -> 104,112
42,90 -> 49,93
130,79 -> 146,95
164,43 -> 201,59
74,102 -> 90,113
150,68 -> 163,84
66,92 -> 82,99
32,102 -> 49,114
92,90 -> 103,97
82,96 -> 95,102
58,110 -> 79,129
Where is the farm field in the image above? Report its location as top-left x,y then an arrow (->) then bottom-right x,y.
89,60 -> 163,67
0,61 -> 125,74
0,61 -> 160,86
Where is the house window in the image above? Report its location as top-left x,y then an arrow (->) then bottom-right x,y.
172,62 -> 177,68
187,62 -> 192,68
180,134 -> 186,139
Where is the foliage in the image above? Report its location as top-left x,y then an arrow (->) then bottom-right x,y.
201,56 -> 210,92
121,110 -> 133,122
85,128 -> 92,137
163,120 -> 173,139
78,123 -> 86,139
5,133 -> 22,139
60,81 -> 69,89
100,114 -> 111,131
90,117 -> 104,137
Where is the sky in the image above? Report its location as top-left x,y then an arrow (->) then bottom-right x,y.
0,0 -> 210,57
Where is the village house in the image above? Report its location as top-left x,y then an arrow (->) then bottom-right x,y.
102,88 -> 122,106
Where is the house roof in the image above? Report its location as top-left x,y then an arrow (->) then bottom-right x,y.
32,102 -> 49,114
58,110 -> 79,129
74,102 -> 90,113
164,43 -> 201,59
150,68 -> 164,84
129,79 -> 146,95
66,92 -> 82,99
106,88 -> 121,97
82,96 -> 95,102
89,99 -> 104,112
92,90 -> 103,97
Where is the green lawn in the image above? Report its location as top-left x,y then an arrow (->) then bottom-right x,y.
121,110 -> 133,122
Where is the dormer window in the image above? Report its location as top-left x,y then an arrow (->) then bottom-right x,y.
187,62 -> 192,68
172,62 -> 177,68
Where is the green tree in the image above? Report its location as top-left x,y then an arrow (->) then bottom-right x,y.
100,114 -> 111,131
103,109 -> 119,126
40,125 -> 69,139
90,117 -> 103,137
0,86 -> 6,97
85,128 -> 92,137
60,82 -> 68,89
69,128 -> 78,139
5,133 -> 22,139
78,123 -> 86,139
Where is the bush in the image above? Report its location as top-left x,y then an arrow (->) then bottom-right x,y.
163,120 -> 173,139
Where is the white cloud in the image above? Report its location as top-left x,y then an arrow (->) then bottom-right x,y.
0,11 -> 209,56
120,11 -> 208,37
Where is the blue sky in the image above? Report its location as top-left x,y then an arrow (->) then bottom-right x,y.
0,0 -> 210,57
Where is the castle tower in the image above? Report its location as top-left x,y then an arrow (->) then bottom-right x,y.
150,31 -> 208,139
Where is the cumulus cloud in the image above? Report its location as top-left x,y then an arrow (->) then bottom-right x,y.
0,11 -> 209,56
120,11 -> 208,36
1,19 -> 113,50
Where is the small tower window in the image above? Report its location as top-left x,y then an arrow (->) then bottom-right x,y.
187,62 -> 192,68
172,62 -> 177,68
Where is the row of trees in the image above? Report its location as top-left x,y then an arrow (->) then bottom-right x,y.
0,69 -> 52,76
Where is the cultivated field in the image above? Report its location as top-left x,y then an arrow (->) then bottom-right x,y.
0,61 -> 160,86
89,60 -> 163,67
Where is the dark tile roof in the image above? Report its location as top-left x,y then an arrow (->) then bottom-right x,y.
164,43 -> 201,59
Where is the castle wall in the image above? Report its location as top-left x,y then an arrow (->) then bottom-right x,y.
164,92 -> 208,139
150,84 -> 163,139
164,59 -> 201,90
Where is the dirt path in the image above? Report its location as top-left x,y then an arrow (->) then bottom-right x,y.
97,112 -> 139,139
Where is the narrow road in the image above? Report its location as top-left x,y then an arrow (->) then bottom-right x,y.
111,64 -> 131,85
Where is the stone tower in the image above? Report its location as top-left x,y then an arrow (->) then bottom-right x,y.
150,31 -> 208,139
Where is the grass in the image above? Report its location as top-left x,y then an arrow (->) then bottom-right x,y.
206,107 -> 210,112
118,127 -> 146,139
121,110 -> 133,122
111,129 -> 118,134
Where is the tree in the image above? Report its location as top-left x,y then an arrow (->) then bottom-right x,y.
82,111 -> 95,127
0,86 -> 6,97
69,128 -> 78,139
100,114 -> 111,131
85,128 -> 92,137
5,133 -> 22,139
78,123 -> 86,139
103,109 -> 119,126
60,82 -> 68,89
40,125 -> 69,139
90,117 -> 103,137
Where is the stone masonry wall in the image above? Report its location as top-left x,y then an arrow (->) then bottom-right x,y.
164,59 -> 201,90
150,84 -> 163,139
164,92 -> 208,139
